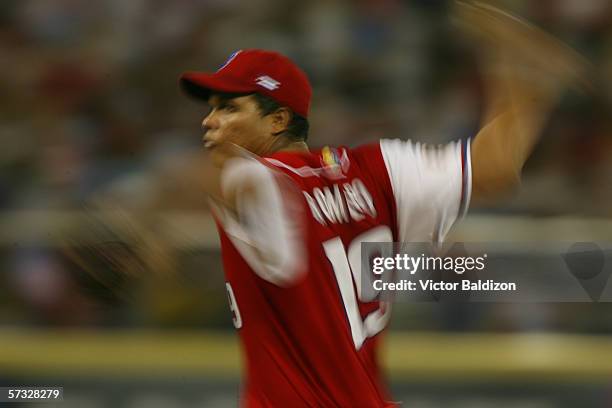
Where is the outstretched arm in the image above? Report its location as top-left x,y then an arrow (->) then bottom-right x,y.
457,2 -> 591,204
470,67 -> 557,202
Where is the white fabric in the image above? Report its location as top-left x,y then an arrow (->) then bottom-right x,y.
380,139 -> 471,243
217,158 -> 305,286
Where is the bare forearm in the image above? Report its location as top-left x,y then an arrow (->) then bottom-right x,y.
471,95 -> 554,202
458,2 -> 589,205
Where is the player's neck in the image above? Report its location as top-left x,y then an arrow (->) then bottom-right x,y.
278,140 -> 309,153
268,135 -> 309,153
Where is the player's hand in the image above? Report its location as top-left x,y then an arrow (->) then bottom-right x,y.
453,1 -> 593,94
60,203 -> 177,301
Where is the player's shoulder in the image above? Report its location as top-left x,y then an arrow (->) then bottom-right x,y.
263,143 -> 385,181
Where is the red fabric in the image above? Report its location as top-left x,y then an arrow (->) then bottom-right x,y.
217,144 -> 399,407
180,49 -> 312,118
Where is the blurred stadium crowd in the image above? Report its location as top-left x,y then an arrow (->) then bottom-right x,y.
1,0 -> 612,331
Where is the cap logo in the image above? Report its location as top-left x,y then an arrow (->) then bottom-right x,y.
255,75 -> 280,91
217,50 -> 242,72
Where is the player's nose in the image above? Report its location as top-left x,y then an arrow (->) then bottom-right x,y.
201,111 -> 218,132
201,114 -> 219,145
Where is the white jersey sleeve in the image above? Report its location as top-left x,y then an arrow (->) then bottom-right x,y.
379,138 -> 471,243
214,158 -> 306,286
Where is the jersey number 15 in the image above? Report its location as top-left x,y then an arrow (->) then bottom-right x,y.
323,226 -> 393,350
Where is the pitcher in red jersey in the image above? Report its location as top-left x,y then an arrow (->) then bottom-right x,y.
179,4 -> 589,406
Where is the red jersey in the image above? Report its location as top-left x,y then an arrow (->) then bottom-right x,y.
213,139 -> 471,407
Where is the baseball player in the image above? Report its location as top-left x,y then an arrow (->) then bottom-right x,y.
178,3 -> 588,406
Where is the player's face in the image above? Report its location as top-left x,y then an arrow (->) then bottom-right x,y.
202,94 -> 277,167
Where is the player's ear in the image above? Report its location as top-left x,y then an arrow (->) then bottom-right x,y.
270,107 -> 292,136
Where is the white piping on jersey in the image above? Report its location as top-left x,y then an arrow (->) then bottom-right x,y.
264,158 -> 327,177
433,139 -> 472,245
458,138 -> 472,220
264,149 -> 350,180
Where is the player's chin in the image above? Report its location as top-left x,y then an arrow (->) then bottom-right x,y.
206,142 -> 249,168
207,148 -> 231,169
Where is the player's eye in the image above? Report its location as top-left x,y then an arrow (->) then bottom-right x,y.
220,102 -> 237,112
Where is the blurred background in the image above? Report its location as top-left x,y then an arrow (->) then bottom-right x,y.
1,0 -> 612,406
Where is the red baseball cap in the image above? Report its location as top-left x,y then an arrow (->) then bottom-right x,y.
180,49 -> 312,118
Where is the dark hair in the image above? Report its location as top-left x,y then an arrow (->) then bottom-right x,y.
251,93 -> 309,141
211,91 -> 309,141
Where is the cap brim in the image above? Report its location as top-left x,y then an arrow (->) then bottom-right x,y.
179,72 -> 256,102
